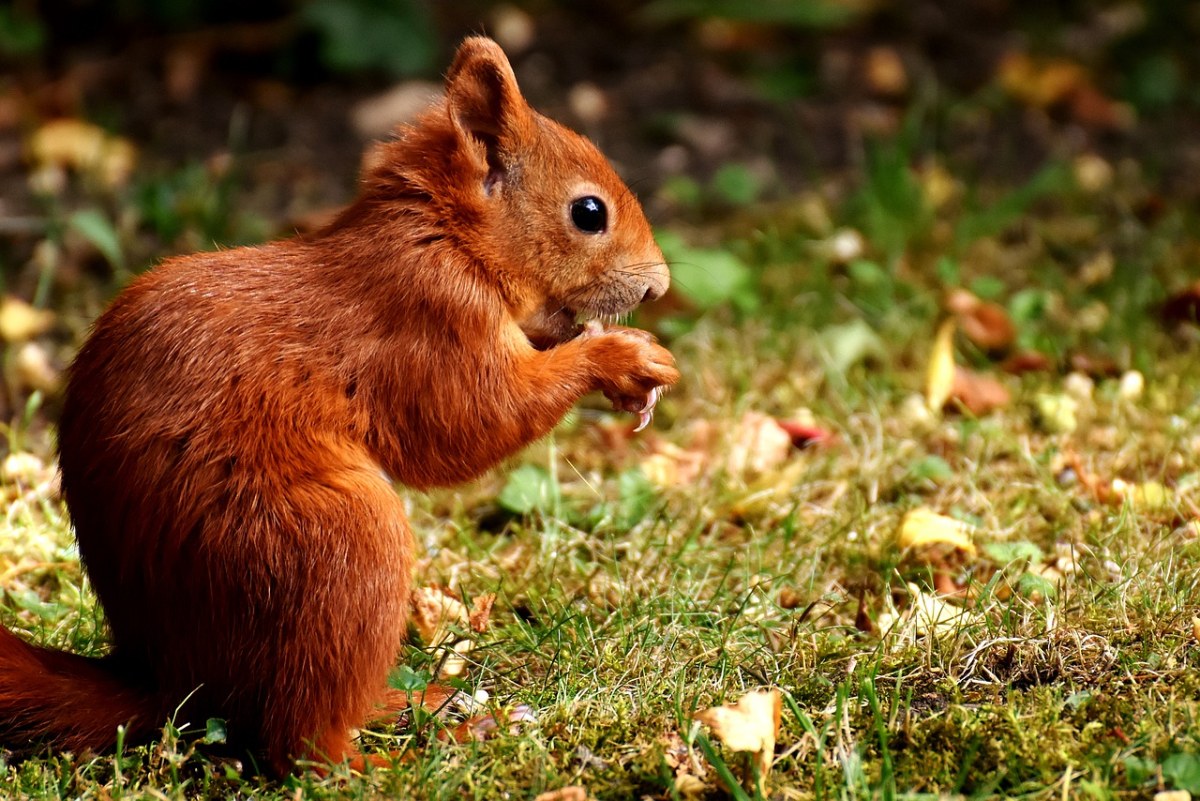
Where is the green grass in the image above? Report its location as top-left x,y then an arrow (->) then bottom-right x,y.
3,151 -> 1200,799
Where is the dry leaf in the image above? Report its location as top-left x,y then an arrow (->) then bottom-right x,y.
351,81 -> 441,138
693,689 -> 781,797
1153,792 -> 1191,801
0,296 -> 55,342
863,46 -> 907,96
640,441 -> 706,488
1073,153 -> 1113,193
879,583 -> 979,640
469,593 -> 495,633
925,319 -> 957,412
897,508 -> 976,556
997,52 -> 1131,129
726,412 -> 792,476
949,367 -> 1011,415
1001,350 -> 1053,374
673,774 -> 708,800
945,288 -> 1016,352
27,119 -> 137,189
999,52 -> 1087,108
1192,617 -> 1200,642
410,586 -> 472,678
14,341 -> 60,393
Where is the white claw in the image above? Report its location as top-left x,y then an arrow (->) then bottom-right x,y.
633,386 -> 659,433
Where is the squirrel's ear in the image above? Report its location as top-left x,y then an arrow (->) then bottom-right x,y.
444,37 -> 529,189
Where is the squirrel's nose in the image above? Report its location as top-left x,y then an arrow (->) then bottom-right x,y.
639,255 -> 670,303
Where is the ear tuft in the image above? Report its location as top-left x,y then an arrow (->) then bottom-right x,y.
444,37 -> 529,185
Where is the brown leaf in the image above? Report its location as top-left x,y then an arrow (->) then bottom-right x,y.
949,367 -> 1011,415
410,586 -> 472,678
1067,352 -> 1121,379
469,593 -> 496,633
945,289 -> 1016,352
1161,280 -> 1200,326
854,593 -> 874,634
1001,350 -> 1053,375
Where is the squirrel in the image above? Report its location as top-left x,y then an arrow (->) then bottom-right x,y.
0,37 -> 678,776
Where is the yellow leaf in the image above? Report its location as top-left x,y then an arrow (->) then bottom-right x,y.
0,297 -> 55,343
1111,479 -> 1172,510
925,319 -> 956,412
896,507 -> 976,556
879,583 -> 979,641
693,689 -> 781,797
27,119 -> 137,189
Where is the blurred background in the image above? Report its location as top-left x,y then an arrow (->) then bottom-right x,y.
0,0 -> 1198,440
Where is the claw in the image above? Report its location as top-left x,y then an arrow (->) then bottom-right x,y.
633,386 -> 659,433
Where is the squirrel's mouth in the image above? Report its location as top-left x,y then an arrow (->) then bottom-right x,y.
519,304 -> 583,351
521,285 -> 656,350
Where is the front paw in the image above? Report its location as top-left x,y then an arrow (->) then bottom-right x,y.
584,326 -> 680,426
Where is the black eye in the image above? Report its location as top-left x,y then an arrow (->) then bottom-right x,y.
570,196 -> 607,234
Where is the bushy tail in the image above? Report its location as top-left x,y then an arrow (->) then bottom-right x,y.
0,624 -> 160,753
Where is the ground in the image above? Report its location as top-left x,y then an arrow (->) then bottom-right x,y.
1,2 -> 1199,800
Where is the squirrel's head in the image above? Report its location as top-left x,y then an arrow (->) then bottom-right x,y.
439,37 -> 669,347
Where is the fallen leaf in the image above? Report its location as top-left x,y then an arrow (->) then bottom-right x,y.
863,46 -> 907,96
726,412 -> 792,476
351,81 -> 441,138
673,774 -> 708,800
1073,153 -> 1113,193
945,289 -> 1016,352
693,689 -> 781,798
925,319 -> 957,413
1001,350 -> 1053,374
997,52 -> 1132,129
1192,617 -> 1200,642
468,593 -> 495,633
639,441 -> 707,488
775,419 -> 838,448
1067,352 -> 1121,378
897,507 -> 977,556
1152,791 -> 1191,801
410,586 -> 472,678
0,296 -> 55,343
998,52 -> 1087,108
879,583 -> 979,640
13,342 -> 60,394
27,118 -> 136,189
949,367 -> 1011,415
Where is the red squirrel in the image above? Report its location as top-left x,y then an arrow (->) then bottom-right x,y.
0,37 -> 678,776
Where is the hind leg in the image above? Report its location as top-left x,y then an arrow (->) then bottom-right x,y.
240,469 -> 415,776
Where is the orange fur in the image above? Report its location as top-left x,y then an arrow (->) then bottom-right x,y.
0,37 -> 677,776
